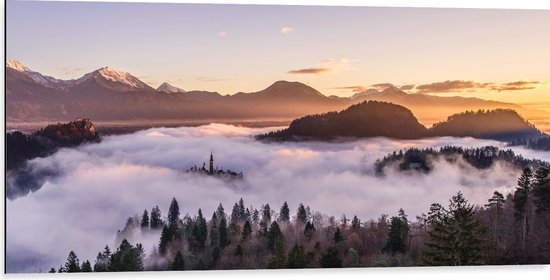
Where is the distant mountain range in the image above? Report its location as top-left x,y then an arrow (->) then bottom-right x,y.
6,60 -> 541,125
256,101 -> 545,142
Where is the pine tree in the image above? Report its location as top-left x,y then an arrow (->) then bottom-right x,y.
297,203 -> 308,224
287,243 -> 307,268
304,221 -> 316,239
267,221 -> 284,252
216,203 -> 226,220
219,216 -> 230,248
231,202 -> 241,224
93,246 -> 111,272
242,220 -> 252,241
64,251 -> 81,272
168,197 -> 180,227
196,208 -> 208,250
159,225 -> 173,256
140,209 -> 149,230
333,227 -> 344,244
150,206 -> 163,230
320,246 -> 342,268
109,239 -> 144,271
262,204 -> 272,224
383,215 -> 408,254
351,215 -> 361,230
280,202 -> 290,222
533,164 -> 550,214
238,198 -> 246,222
514,167 -> 532,252
80,260 -> 92,272
209,215 -> 220,248
169,251 -> 185,270
486,191 -> 506,242
347,248 -> 360,267
423,192 -> 487,266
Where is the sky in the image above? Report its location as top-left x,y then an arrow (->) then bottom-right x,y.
6,0 -> 550,103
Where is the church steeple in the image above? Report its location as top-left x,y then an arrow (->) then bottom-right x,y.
209,152 -> 214,174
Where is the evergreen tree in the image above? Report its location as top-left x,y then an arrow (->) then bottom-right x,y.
533,165 -> 550,214
383,216 -> 408,254
196,208 -> 208,250
514,167 -> 532,252
267,221 -> 284,252
48,267 -> 56,273
210,216 -> 220,248
168,197 -> 180,227
280,202 -> 290,222
347,248 -> 360,267
150,206 -> 163,230
351,215 -> 361,230
423,192 -> 487,266
287,243 -> 307,268
320,246 -> 342,268
262,204 -> 272,224
219,216 -> 230,248
140,209 -> 150,230
242,220 -> 252,241
333,227 -> 344,244
93,246 -> 111,272
238,198 -> 246,222
109,239 -> 144,271
486,191 -> 506,242
80,260 -> 92,272
268,236 -> 286,269
216,203 -> 226,220
231,202 -> 241,224
252,209 -> 260,225
297,203 -> 308,224
159,225 -> 173,256
64,251 -> 81,272
169,251 -> 185,270
304,221 -> 316,239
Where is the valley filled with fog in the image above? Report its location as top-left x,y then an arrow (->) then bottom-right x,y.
6,124 -> 550,272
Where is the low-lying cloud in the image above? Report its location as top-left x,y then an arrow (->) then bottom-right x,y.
7,124 -> 550,272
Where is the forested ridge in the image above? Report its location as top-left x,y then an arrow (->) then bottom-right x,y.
374,145 -> 546,175
52,166 -> 550,272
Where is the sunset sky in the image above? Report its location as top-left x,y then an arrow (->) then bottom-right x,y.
6,0 -> 550,104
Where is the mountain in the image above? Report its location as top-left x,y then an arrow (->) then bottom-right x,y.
157,82 -> 186,93
7,60 -> 547,129
7,60 -> 73,90
429,109 -> 544,141
70,67 -> 154,93
256,101 -> 429,140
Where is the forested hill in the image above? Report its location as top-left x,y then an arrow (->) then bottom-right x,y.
429,109 -> 544,141
6,119 -> 100,171
374,145 -> 547,176
52,167 -> 550,272
256,101 -> 429,141
257,105 -> 545,143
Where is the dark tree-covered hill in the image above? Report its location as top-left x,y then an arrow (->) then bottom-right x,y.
6,119 -> 100,171
256,101 -> 429,141
429,109 -> 544,141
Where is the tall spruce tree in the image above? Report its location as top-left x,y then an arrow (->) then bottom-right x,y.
169,251 -> 185,270
280,202 -> 290,222
287,243 -> 307,268
297,203 -> 308,224
219,216 -> 230,248
140,209 -> 149,230
80,260 -> 92,272
513,167 -> 532,252
533,164 -> 550,214
150,206 -> 163,230
423,192 -> 487,266
64,251 -> 81,272
262,204 -> 272,224
320,246 -> 342,268
168,198 -> 180,227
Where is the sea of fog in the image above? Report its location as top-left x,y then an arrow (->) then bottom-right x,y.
6,123 -> 550,273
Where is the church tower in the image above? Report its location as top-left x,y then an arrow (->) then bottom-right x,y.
209,152 -> 214,174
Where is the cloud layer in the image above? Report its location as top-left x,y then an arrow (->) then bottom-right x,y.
7,124 -> 550,272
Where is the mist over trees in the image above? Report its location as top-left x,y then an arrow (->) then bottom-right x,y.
51,165 -> 550,272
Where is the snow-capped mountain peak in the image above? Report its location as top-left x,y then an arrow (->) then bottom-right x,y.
73,66 -> 153,91
7,60 -> 31,72
157,82 -> 186,93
